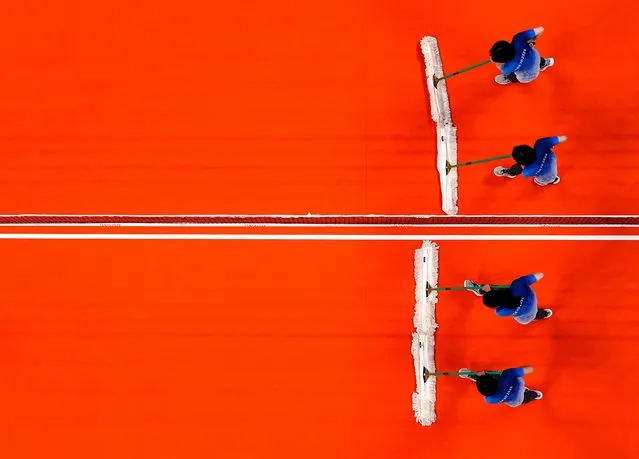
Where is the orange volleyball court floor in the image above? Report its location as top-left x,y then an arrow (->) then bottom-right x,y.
0,237 -> 637,458
1,0 -> 639,458
1,0 -> 638,215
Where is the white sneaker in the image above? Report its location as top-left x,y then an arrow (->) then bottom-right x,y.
458,368 -> 473,379
534,176 -> 560,186
544,309 -> 553,318
494,74 -> 511,85
494,166 -> 516,178
540,58 -> 555,72
535,390 -> 544,400
464,280 -> 483,297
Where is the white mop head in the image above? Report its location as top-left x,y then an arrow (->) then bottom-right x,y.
420,36 -> 452,125
412,240 -> 439,426
413,240 -> 439,334
420,36 -> 459,215
436,124 -> 459,215
412,332 -> 436,426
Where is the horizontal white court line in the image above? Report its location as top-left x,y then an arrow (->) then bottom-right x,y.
0,224 -> 637,228
1,214 -> 636,217
0,234 -> 637,241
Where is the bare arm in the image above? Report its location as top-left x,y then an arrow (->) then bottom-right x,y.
557,135 -> 568,144
521,366 -> 534,375
528,27 -> 545,47
533,272 -> 544,281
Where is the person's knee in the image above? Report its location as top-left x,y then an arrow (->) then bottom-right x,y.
508,163 -> 523,175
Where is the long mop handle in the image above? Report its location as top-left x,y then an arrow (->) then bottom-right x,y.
427,285 -> 509,292
433,59 -> 492,87
446,154 -> 512,175
422,368 -> 501,382
428,370 -> 502,377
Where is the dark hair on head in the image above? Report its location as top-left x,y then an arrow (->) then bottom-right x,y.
512,145 -> 536,166
490,41 -> 516,63
476,375 -> 500,396
482,289 -> 521,310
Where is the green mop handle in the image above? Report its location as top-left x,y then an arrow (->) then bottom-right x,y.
434,59 -> 492,86
427,284 -> 510,292
448,154 -> 512,170
431,370 -> 502,377
423,368 -> 502,381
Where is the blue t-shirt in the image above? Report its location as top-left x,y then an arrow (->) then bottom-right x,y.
494,274 -> 537,319
485,368 -> 525,406
522,137 -> 559,183
500,29 -> 541,82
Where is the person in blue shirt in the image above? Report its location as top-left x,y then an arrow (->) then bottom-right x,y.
457,366 -> 543,407
490,27 -> 554,85
493,135 -> 568,186
464,272 -> 552,324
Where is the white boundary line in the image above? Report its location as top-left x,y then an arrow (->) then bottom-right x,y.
0,223 -> 637,228
0,213 -> 635,218
0,234 -> 637,241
